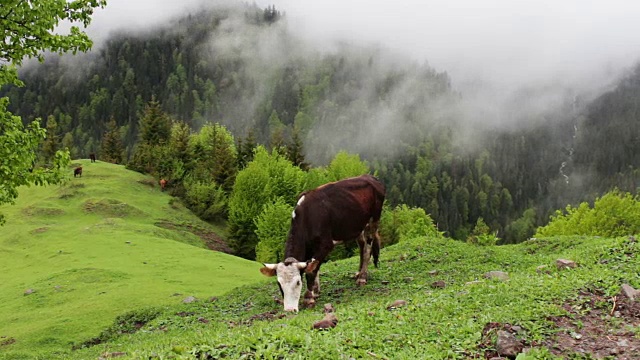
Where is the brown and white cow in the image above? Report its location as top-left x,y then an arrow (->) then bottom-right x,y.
260,174 -> 386,312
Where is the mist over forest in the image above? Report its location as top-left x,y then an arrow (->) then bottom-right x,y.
3,1 -> 640,246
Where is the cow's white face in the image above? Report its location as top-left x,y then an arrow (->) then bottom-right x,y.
260,259 -> 307,312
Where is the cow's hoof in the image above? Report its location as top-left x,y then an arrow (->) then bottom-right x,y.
303,298 -> 316,308
356,278 -> 367,286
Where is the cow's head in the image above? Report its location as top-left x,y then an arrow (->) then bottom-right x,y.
260,257 -> 318,312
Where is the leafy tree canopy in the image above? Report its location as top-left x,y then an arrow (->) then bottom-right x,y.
0,0 -> 106,225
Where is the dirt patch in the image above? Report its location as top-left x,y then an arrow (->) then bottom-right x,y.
137,179 -> 156,188
30,227 -> 49,234
22,206 -> 65,216
83,199 -> 145,218
155,221 -> 233,253
475,322 -> 530,358
543,289 -> 640,359
227,310 -> 286,328
0,337 -> 16,347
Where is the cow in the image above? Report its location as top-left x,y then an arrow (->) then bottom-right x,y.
89,153 -> 96,163
260,174 -> 386,312
74,167 -> 83,178
159,179 -> 167,191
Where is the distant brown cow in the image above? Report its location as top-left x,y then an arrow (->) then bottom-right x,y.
89,153 -> 96,163
159,179 -> 167,191
74,167 -> 83,178
260,174 -> 386,312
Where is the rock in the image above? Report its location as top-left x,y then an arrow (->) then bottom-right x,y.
381,280 -> 390,285
312,313 -> 338,330
387,300 -> 407,310
182,296 -> 197,304
621,284 -> 638,301
465,280 -> 482,286
484,271 -> 509,281
496,330 -> 523,357
24,289 -> 35,295
208,296 -> 218,302
536,265 -> 550,274
556,259 -> 576,269
323,303 -> 335,313
430,280 -> 446,289
404,277 -> 414,283
428,270 -> 439,276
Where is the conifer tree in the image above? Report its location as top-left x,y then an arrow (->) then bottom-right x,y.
100,118 -> 124,164
41,115 -> 59,164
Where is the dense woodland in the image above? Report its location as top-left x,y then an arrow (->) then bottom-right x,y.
2,3 -> 640,256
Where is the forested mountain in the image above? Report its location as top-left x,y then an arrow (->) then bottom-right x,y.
2,3 -> 638,246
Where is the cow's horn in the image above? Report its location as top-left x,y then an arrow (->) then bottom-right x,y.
263,263 -> 278,270
296,261 -> 308,270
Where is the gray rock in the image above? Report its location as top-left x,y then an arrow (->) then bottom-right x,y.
496,330 -> 523,357
323,303 -> 335,313
24,289 -> 35,295
182,296 -> 197,303
484,271 -> 509,281
556,259 -> 576,269
387,300 -> 407,310
621,283 -> 638,301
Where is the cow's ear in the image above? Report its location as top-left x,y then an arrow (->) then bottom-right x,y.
260,264 -> 277,277
304,258 -> 319,273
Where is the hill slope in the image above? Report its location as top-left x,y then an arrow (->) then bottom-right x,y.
0,160 -> 264,357
55,234 -> 640,359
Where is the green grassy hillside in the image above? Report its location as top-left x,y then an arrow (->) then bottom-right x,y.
51,234 -> 640,359
0,160 -> 264,358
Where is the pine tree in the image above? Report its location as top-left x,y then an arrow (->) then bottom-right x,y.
100,117 -> 124,164
287,127 -> 309,170
139,98 -> 172,145
41,115 -> 59,164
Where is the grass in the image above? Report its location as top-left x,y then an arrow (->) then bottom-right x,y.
0,160 -> 264,358
51,234 -> 640,359
2,160 -> 639,359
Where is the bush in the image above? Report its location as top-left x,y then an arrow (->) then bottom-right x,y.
183,178 -> 228,221
535,190 -> 640,238
254,198 -> 293,263
380,204 -> 441,246
467,217 -> 499,246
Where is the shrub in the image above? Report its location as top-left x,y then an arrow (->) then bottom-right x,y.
380,204 -> 441,246
535,190 -> 640,238
183,178 -> 228,221
254,198 -> 293,263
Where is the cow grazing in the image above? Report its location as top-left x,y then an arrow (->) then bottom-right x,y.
89,153 -> 96,163
73,167 -> 83,178
159,179 -> 167,191
260,174 -> 386,312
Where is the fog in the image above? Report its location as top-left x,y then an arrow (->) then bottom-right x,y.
88,0 -> 640,89
79,0 -> 640,161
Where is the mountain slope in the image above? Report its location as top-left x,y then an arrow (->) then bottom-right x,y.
0,160 -> 264,356
56,234 -> 640,359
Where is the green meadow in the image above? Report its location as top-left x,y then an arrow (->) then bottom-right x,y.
1,161 -> 639,359
0,160 -> 264,358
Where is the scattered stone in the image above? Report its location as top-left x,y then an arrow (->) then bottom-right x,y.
312,313 -> 338,330
381,280 -> 390,285
510,325 -> 523,333
323,303 -> 335,313
618,339 -> 629,347
99,352 -> 126,359
484,271 -> 509,281
556,259 -> 576,269
465,280 -> 482,286
197,317 -> 209,324
404,277 -> 414,283
428,270 -> 439,276
387,300 -> 407,310
496,330 -> 523,357
430,280 -> 446,289
570,332 -> 583,340
24,289 -> 35,296
182,296 -> 197,304
367,311 -> 375,316
536,265 -> 550,274
621,284 -> 638,301
208,296 -> 218,302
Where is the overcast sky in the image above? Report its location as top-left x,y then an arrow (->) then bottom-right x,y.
86,0 -> 640,90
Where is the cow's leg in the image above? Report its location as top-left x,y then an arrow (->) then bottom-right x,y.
303,270 -> 319,308
356,230 -> 372,286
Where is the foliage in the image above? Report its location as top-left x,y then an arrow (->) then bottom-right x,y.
183,177 -> 228,221
379,204 -> 442,246
504,208 -> 537,244
100,117 -> 125,164
467,217 -> 499,246
0,0 -> 105,224
535,190 -> 640,238
254,198 -> 293,263
228,146 -> 306,259
325,151 -> 370,182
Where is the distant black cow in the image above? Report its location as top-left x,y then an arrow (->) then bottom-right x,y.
73,167 -> 83,178
260,174 -> 386,312
89,153 -> 96,163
